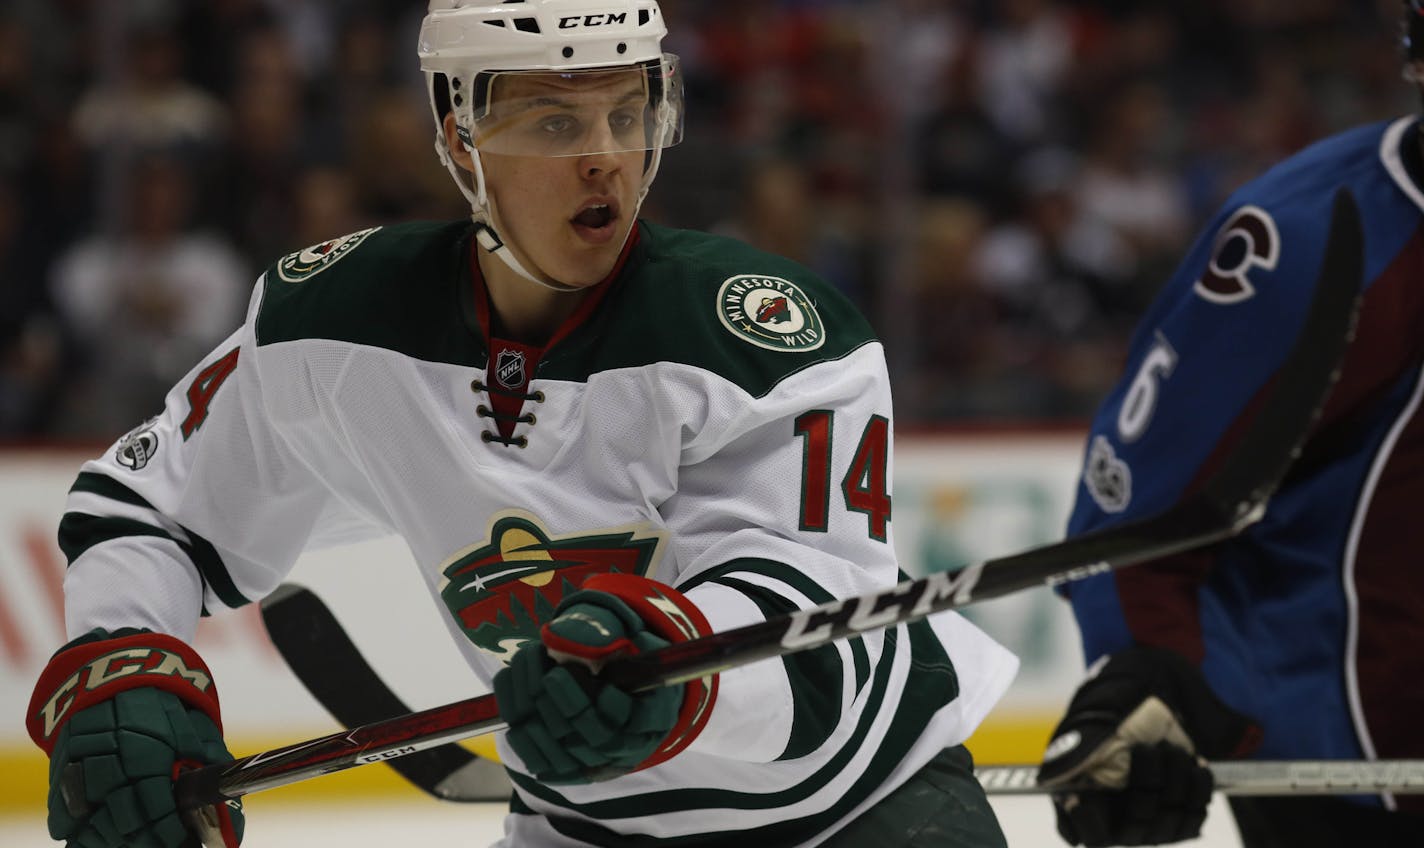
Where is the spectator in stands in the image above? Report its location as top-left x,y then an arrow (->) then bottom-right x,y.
49,154 -> 248,436
71,23 -> 226,156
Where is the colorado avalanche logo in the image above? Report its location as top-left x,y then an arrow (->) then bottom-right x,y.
1194,206 -> 1278,305
437,512 -> 665,662
277,227 -> 380,282
115,418 -> 160,471
716,275 -> 826,352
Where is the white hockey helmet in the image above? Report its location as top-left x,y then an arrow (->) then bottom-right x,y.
418,0 -> 683,288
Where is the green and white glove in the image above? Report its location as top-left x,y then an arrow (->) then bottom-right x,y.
27,628 -> 244,847
493,573 -> 717,784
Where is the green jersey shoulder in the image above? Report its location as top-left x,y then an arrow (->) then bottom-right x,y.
252,219 -> 878,396
255,220 -> 480,365
545,222 -> 879,398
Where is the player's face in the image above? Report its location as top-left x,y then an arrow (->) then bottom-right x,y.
478,72 -> 648,288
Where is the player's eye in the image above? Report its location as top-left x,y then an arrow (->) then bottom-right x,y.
537,115 -> 578,136
608,111 -> 638,134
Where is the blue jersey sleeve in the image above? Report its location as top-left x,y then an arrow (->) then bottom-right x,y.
1063,118 -> 1424,696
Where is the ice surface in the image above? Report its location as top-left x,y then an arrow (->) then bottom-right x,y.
0,795 -> 1242,846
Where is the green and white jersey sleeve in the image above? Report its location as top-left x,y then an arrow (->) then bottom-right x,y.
58,289 -> 385,642
55,219 -> 1017,847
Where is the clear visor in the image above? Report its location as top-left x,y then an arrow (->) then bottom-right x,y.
471,55 -> 684,158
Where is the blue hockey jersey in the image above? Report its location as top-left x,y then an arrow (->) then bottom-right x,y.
1064,116 -> 1424,813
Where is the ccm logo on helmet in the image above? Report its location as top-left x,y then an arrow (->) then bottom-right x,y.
559,13 -> 628,28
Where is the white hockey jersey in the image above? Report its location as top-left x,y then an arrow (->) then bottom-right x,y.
58,220 -> 1018,846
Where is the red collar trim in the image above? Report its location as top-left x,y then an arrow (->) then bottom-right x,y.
469,223 -> 642,353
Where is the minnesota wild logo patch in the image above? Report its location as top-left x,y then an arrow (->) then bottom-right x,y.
437,512 -> 665,663
716,275 -> 826,352
277,227 -> 380,282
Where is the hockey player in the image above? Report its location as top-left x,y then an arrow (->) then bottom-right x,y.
1035,4 -> 1424,847
26,2 -> 1019,846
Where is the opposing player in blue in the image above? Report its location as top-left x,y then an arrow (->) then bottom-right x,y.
1036,5 -> 1424,847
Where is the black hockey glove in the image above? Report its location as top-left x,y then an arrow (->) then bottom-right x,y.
1035,646 -> 1259,847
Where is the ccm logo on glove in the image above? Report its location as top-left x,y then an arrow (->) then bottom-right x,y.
27,632 -> 221,751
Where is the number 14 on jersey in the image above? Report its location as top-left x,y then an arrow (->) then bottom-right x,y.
795,411 -> 892,541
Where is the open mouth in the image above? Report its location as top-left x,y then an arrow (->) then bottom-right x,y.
571,200 -> 620,242
574,204 -> 614,228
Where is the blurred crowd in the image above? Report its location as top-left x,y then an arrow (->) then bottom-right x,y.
0,0 -> 1412,438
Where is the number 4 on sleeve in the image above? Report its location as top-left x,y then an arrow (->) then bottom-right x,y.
182,347 -> 240,439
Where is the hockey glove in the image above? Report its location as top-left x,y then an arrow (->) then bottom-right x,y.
27,628 -> 244,848
1036,646 -> 1260,847
494,573 -> 717,784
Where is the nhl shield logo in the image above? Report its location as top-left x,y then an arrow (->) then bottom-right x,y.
716,275 -> 826,352
277,227 -> 379,282
495,350 -> 527,389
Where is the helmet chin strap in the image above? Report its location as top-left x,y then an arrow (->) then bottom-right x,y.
467,150 -> 585,293
473,220 -> 585,295
435,128 -> 662,294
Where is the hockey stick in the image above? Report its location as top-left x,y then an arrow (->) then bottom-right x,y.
976,761 -> 1424,796
172,188 -> 1363,817
258,583 -> 511,802
262,586 -> 1424,805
